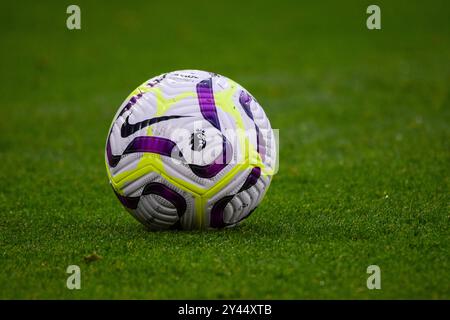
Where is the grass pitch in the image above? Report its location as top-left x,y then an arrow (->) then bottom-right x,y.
0,0 -> 448,299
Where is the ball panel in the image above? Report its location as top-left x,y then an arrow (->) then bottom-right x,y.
222,174 -> 271,226
204,167 -> 270,228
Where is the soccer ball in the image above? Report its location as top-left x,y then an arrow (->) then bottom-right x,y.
105,70 -> 277,230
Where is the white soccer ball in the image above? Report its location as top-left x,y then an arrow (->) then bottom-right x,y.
105,70 -> 277,230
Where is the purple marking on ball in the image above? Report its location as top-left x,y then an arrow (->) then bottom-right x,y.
210,195 -> 234,228
113,188 -> 140,209
189,162 -> 227,179
107,136 -> 178,168
238,167 -> 261,192
196,79 -> 221,130
188,136 -> 233,179
112,182 -> 187,219
106,135 -> 122,167
239,90 -> 254,120
125,136 -> 176,157
239,90 -> 266,161
142,182 -> 187,217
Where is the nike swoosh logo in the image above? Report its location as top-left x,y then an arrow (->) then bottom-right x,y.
121,115 -> 189,137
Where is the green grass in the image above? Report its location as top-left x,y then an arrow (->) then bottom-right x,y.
0,0 -> 449,299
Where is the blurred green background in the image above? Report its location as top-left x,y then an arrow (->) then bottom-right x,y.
0,0 -> 448,299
